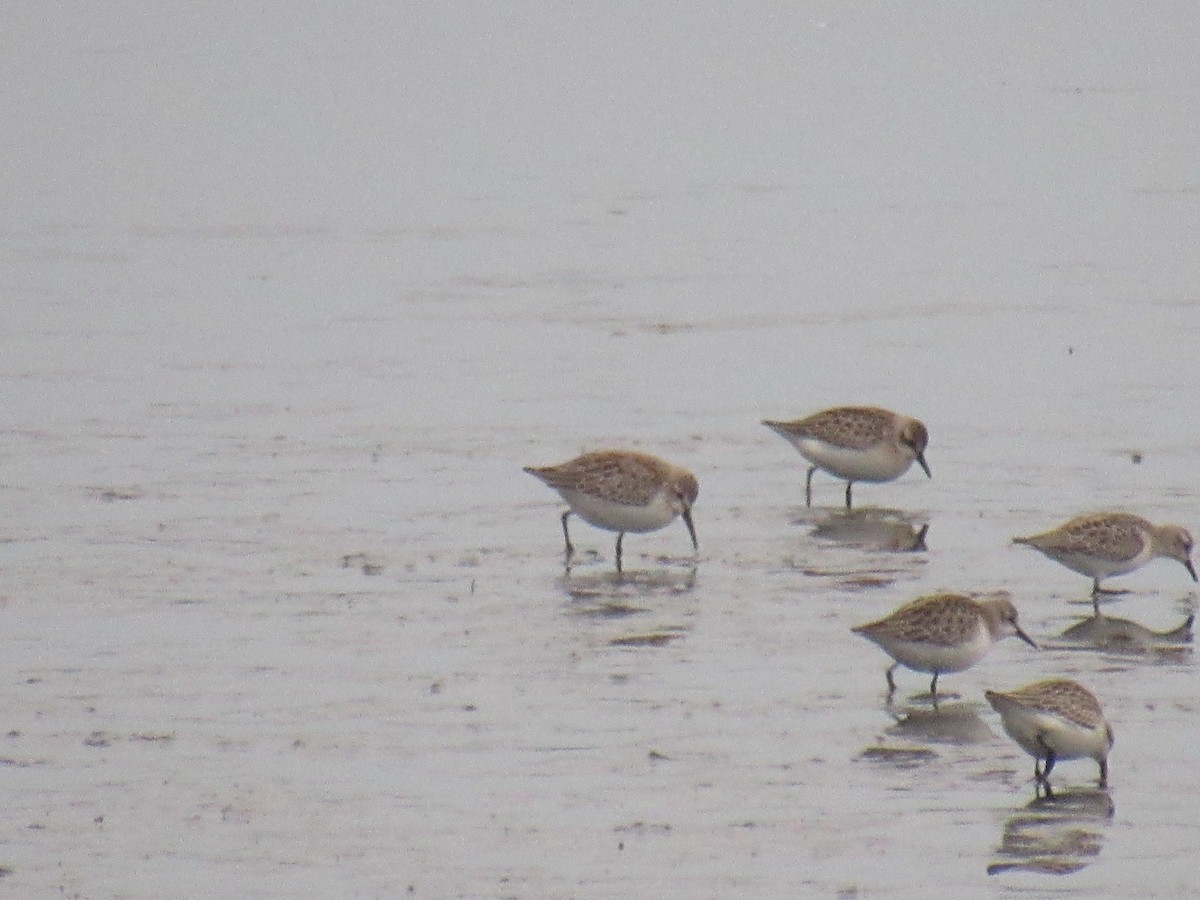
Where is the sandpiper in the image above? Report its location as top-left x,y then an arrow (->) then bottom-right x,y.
524,449 -> 698,572
852,593 -> 1037,703
1014,512 -> 1197,611
985,678 -> 1113,798
763,406 -> 930,509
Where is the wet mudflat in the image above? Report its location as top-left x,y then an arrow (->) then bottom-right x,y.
4,5 -> 1200,898
3,279 -> 1196,899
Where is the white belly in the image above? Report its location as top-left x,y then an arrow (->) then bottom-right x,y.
999,711 -> 1110,762
794,437 -> 914,483
561,489 -> 678,533
1045,546 -> 1152,581
885,625 -> 992,674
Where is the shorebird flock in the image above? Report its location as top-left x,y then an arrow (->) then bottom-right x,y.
525,405 -> 1195,798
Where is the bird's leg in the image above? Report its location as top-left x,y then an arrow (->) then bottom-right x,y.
885,663 -> 898,697
930,672 -> 940,708
1098,758 -> 1108,789
1033,760 -> 1053,799
1034,734 -> 1057,798
1090,579 -> 1130,614
805,466 -> 816,507
1042,750 -> 1056,780
560,510 -> 574,560
1093,578 -> 1130,596
615,531 -> 624,574
844,480 -> 853,510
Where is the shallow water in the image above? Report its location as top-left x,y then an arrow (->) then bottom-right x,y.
3,4 -> 1200,898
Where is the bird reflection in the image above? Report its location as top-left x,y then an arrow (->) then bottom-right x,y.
884,700 -> 994,745
1056,612 -> 1193,655
807,508 -> 930,552
988,788 -> 1114,876
558,560 -> 697,606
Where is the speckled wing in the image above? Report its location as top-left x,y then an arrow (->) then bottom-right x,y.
1036,514 -> 1148,563
1006,680 -> 1105,729
787,407 -> 892,451
854,594 -> 978,647
525,451 -> 667,506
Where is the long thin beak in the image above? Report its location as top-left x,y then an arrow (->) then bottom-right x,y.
1014,624 -> 1038,649
681,507 -> 698,552
916,452 -> 932,479
1185,558 -> 1198,582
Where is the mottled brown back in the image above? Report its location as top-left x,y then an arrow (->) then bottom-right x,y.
1018,512 -> 1149,562
524,450 -> 679,506
852,593 -> 981,646
770,406 -> 897,451
1002,678 -> 1106,729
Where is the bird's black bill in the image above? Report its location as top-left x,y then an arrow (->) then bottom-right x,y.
916,452 -> 932,479
1186,559 -> 1198,582
681,508 -> 698,552
1015,625 -> 1038,650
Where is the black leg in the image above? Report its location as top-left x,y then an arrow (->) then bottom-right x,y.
885,663 -> 898,696
1041,749 -> 1057,797
929,672 -> 939,704
1033,759 -> 1054,799
560,510 -> 574,559
1042,750 -> 1056,780
1098,758 -> 1108,788
1090,579 -> 1131,614
1033,735 -> 1056,798
844,481 -> 853,509
805,466 -> 816,507
615,532 -> 624,573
